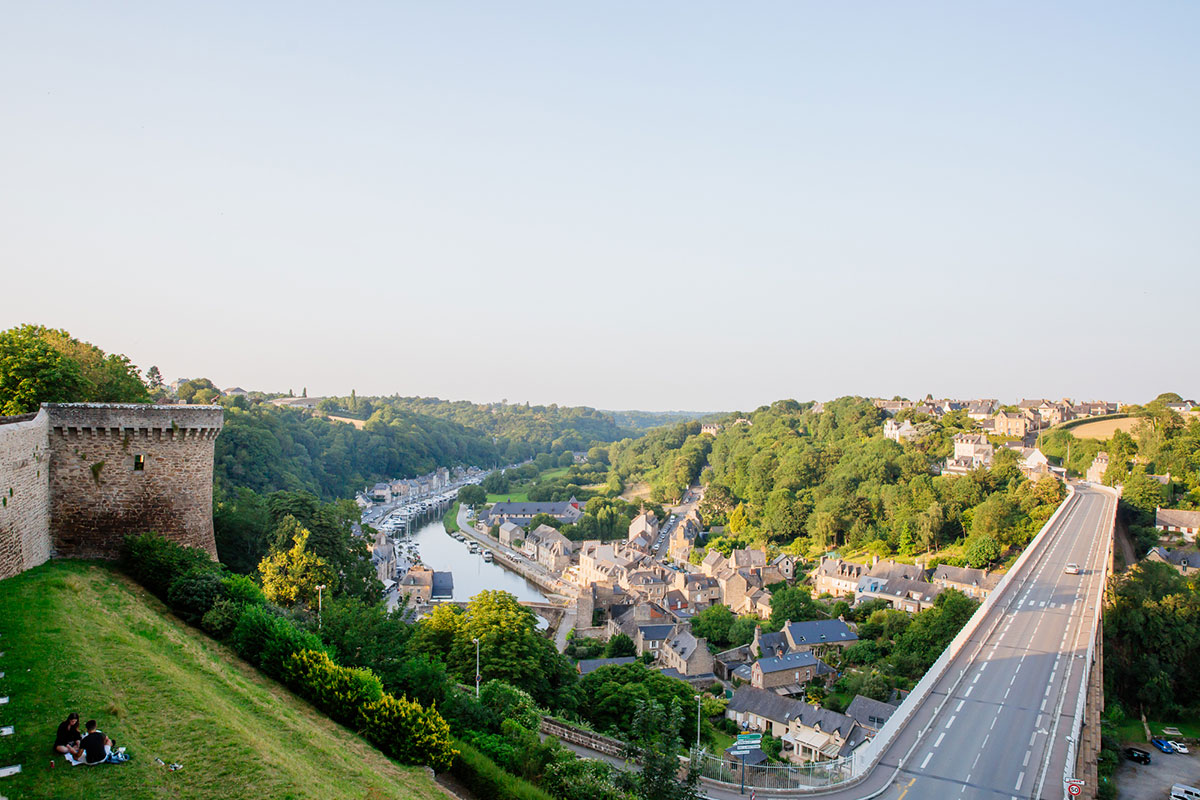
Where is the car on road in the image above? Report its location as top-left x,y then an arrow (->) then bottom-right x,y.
1169,741 -> 1190,754
1152,738 -> 1175,754
1124,747 -> 1152,764
1064,563 -> 1081,574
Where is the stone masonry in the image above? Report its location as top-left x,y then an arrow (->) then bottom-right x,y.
0,403 -> 223,580
0,410 -> 51,580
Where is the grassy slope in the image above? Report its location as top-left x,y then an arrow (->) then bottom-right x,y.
0,561 -> 444,800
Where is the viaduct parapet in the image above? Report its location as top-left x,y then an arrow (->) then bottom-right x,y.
0,403 -> 223,580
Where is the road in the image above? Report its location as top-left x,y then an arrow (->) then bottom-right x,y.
698,485 -> 1114,800
650,486 -> 703,560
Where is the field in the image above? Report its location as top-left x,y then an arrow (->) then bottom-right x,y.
486,492 -> 529,503
0,561 -> 445,800
1061,416 -> 1138,441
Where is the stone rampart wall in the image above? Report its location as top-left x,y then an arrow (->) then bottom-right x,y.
0,410 -> 51,580
0,404 -> 223,579
46,404 -> 222,559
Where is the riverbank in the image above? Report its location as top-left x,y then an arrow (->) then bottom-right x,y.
453,504 -> 574,601
443,501 -> 461,533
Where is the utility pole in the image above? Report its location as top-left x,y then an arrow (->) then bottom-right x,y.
316,584 -> 326,628
694,694 -> 702,750
473,637 -> 481,698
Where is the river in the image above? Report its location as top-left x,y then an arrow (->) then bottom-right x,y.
397,515 -> 553,604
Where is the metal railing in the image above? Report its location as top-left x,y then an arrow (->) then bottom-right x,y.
692,749 -> 854,791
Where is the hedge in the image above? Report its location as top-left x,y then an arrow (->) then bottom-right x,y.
448,739 -> 556,800
358,693 -> 458,772
283,649 -> 383,726
121,531 -> 215,599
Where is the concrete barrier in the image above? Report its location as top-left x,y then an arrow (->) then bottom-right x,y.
852,486 -> 1082,779
540,717 -> 628,759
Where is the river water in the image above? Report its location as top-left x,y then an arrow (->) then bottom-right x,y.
398,516 -> 552,604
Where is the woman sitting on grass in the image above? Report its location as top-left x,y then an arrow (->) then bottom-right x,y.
53,712 -> 82,758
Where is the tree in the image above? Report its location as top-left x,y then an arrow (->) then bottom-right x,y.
177,377 -> 219,404
605,632 -> 636,657
0,325 -> 89,414
457,485 -> 487,508
690,605 -> 734,647
482,471 -> 511,495
964,534 -> 1002,568
1122,467 -> 1165,521
258,525 -> 337,607
768,586 -> 825,630
916,502 -> 944,552
145,365 -> 163,389
620,700 -> 701,800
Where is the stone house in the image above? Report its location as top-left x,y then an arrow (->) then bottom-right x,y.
1086,452 -> 1109,484
634,623 -> 675,656
1156,508 -> 1200,543
659,627 -> 714,677
883,419 -> 919,443
930,564 -> 1000,599
772,553 -> 797,581
844,695 -> 896,736
992,409 -> 1029,439
628,511 -> 659,541
1144,546 -> 1199,576
749,650 -> 834,692
498,521 -> 524,548
812,557 -> 867,598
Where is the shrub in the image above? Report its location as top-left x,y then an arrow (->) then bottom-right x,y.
222,574 -> 266,606
201,598 -> 244,638
283,649 -> 383,725
358,693 -> 458,772
167,567 -> 228,623
259,614 -> 325,680
228,603 -> 276,666
448,739 -> 555,800
121,531 -> 213,599
228,604 -> 325,678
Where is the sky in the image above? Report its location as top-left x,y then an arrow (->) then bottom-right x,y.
2,2 -> 1197,411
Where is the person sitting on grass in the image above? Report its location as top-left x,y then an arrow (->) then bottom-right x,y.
53,712 -> 82,758
79,719 -> 115,765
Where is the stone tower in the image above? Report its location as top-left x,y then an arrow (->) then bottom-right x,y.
0,403 -> 223,579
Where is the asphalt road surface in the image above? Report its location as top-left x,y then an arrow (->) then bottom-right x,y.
702,485 -> 1114,800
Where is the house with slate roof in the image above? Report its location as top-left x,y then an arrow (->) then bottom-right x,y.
749,650 -> 834,693
1144,546 -> 1199,577
1156,508 -> 1200,543
931,564 -> 1001,600
576,656 -> 638,675
844,695 -> 897,735
725,686 -> 866,764
812,557 -> 867,598
485,497 -> 584,527
659,627 -> 715,677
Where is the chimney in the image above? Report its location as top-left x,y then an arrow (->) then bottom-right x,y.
872,555 -> 879,567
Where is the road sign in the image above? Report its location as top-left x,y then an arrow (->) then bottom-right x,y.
731,746 -> 757,755
737,733 -> 762,743
1065,778 -> 1084,796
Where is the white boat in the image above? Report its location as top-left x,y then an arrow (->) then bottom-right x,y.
482,551 -> 493,562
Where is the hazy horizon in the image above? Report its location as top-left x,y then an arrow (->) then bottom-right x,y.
3,3 -> 1196,409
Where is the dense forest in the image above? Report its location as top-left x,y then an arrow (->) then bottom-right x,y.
600,409 -> 713,431
610,397 -> 1065,569
214,402 -> 501,499
316,394 -> 632,460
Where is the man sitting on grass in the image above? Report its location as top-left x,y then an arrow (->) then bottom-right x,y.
53,712 -> 82,758
79,719 -> 115,765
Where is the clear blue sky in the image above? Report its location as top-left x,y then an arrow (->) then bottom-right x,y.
3,3 -> 1196,410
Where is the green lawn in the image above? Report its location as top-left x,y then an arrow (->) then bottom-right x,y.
486,493 -> 529,503
443,501 -> 461,533
0,560 -> 444,800
1114,718 -> 1200,744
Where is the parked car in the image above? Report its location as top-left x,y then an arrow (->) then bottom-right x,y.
1169,741 -> 1190,754
1064,563 -> 1081,575
1124,747 -> 1152,764
1152,738 -> 1175,754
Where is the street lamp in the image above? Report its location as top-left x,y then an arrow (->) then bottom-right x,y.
316,584 -> 326,628
695,694 -> 702,750
473,637 -> 481,698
